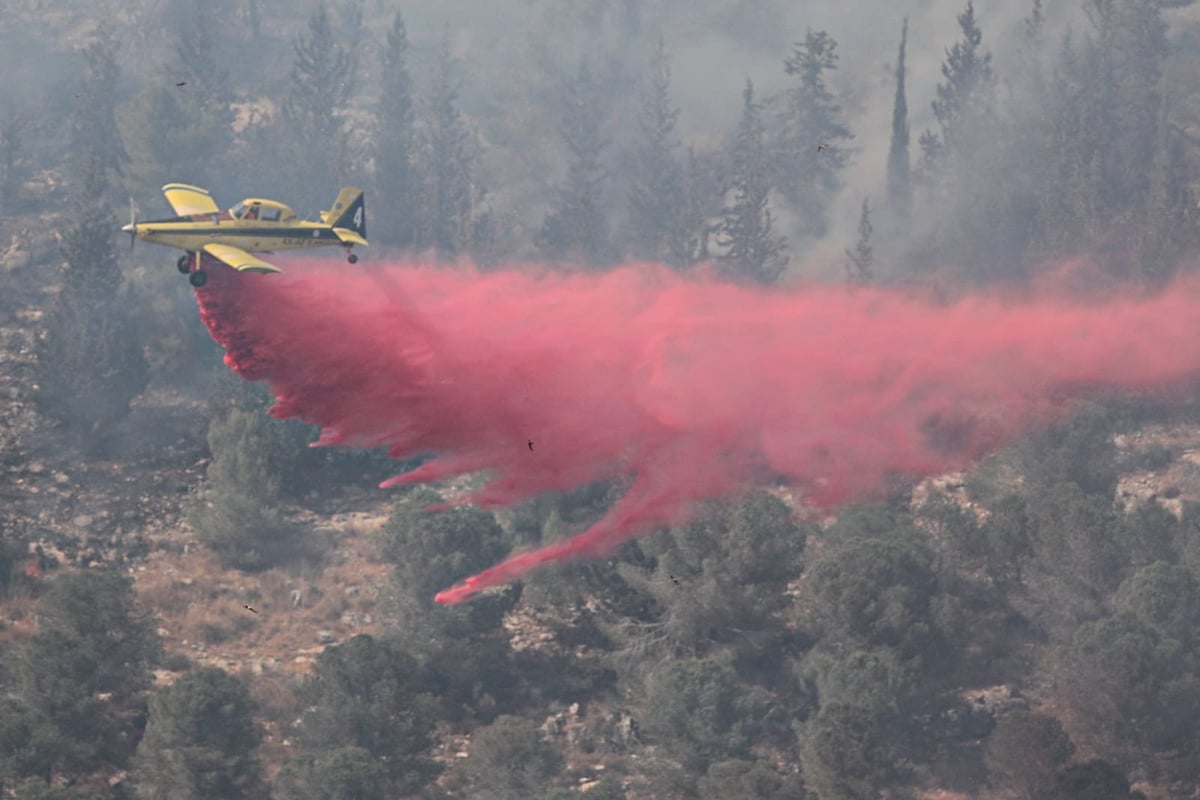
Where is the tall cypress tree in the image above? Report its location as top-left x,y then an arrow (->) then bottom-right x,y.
886,18 -> 911,219
717,80 -> 787,284
375,12 -> 420,250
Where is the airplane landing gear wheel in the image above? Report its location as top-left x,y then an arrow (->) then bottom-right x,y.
347,253 -> 358,264
177,254 -> 191,274
188,269 -> 208,287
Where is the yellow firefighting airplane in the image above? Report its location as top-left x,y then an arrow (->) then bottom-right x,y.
122,183 -> 367,286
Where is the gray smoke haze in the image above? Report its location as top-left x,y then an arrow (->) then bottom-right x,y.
8,0 -> 1191,280
381,0 -> 1089,273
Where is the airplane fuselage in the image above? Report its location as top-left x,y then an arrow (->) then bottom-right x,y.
128,217 -> 346,254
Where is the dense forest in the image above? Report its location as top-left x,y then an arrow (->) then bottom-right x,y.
6,0 -> 1200,798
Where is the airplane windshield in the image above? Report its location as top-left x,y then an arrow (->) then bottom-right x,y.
230,201 -> 249,219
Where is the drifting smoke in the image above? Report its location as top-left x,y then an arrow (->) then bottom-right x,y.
195,258 -> 1200,604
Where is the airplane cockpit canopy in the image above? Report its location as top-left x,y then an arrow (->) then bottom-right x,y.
229,200 -> 297,222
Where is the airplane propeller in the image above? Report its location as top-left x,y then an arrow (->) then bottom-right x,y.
126,198 -> 138,251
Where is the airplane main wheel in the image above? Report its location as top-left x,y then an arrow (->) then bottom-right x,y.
347,253 -> 359,264
177,254 -> 191,274
188,269 -> 208,287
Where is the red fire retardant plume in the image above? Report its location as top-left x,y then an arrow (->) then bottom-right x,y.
194,258 -> 1200,604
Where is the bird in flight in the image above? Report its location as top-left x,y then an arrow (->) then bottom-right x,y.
817,143 -> 829,152
243,605 -> 258,614
528,440 -> 534,451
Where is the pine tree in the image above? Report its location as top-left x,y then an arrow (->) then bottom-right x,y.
374,12 -> 420,250
1089,0 -> 1167,215
776,29 -> 854,238
288,635 -> 439,795
627,37 -> 692,267
69,25 -> 127,178
1033,1 -> 1173,264
120,14 -> 235,203
186,408 -> 294,570
0,111 -> 28,214
132,668 -> 263,800
886,18 -> 911,218
919,1 -> 994,176
174,2 -> 231,115
281,1 -> 356,210
421,31 -> 483,258
845,198 -> 874,282
36,157 -> 148,453
14,571 -> 160,776
1132,106 -> 1196,282
717,80 -> 787,284
537,59 -> 612,265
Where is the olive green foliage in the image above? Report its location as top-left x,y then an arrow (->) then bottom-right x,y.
132,667 -> 262,800
119,4 -> 234,197
775,29 -> 854,239
290,635 -> 439,795
0,111 -> 30,213
984,711 -> 1074,799
806,647 -> 916,716
625,490 -> 804,658
186,407 -> 296,570
378,489 -> 517,709
380,488 -> 510,608
799,702 -> 898,800
1019,403 -> 1120,495
11,778 -> 89,800
1063,564 -> 1200,754
36,157 -> 147,453
537,59 -> 612,265
374,12 -> 421,250
698,759 -> 803,800
7,571 -> 159,779
717,80 -> 787,283
640,658 -> 766,772
420,32 -> 490,258
1042,759 -> 1146,800
462,715 -> 564,800
271,747 -> 389,800
274,0 -> 359,211
33,570 -> 160,697
627,37 -> 697,268
0,698 -> 51,791
1024,481 -> 1129,619
540,777 -> 628,800
803,510 -> 959,672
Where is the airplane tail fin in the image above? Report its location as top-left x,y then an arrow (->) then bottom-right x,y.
327,188 -> 366,240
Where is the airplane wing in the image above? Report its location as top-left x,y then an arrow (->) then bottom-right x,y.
202,243 -> 282,274
162,183 -> 220,216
